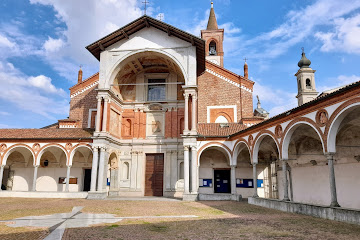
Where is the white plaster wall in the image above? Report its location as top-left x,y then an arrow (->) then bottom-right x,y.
335,163 -> 360,209
292,165 -> 331,206
11,168 -> 33,191
235,167 -> 253,197
199,167 -> 214,194
10,167 -> 86,192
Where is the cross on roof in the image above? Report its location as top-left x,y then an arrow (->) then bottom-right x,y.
142,0 -> 149,15
158,13 -> 164,21
244,57 -> 248,63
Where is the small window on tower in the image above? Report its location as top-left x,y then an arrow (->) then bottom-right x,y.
209,41 -> 217,56
306,78 -> 311,89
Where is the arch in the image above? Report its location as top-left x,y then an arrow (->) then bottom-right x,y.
282,119 -> 325,160
36,144 -> 68,166
215,112 -> 232,123
327,100 -> 360,153
306,78 -> 311,89
106,49 -> 189,88
2,144 -> 36,166
205,38 -> 219,53
197,142 -> 232,166
209,40 -> 217,55
252,131 -> 280,164
69,144 -> 93,166
233,139 -> 251,166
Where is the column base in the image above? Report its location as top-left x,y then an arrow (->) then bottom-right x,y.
330,201 -> 341,208
87,191 -> 107,200
182,193 -> 198,201
108,190 -> 120,197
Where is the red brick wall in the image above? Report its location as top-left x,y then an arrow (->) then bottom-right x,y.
69,86 -> 98,129
197,71 -> 254,123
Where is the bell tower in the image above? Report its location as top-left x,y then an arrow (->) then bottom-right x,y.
295,48 -> 318,106
201,2 -> 224,67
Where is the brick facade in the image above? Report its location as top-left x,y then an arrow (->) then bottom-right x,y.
197,62 -> 255,123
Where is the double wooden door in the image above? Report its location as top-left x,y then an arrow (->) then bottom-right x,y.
145,154 -> 164,196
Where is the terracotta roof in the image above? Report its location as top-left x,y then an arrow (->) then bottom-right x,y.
207,4 -> 218,30
0,128 -> 93,140
86,15 -> 206,76
197,123 -> 247,137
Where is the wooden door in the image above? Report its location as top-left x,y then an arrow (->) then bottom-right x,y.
145,154 -> 164,196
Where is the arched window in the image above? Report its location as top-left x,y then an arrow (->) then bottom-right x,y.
215,115 -> 229,123
306,78 -> 311,89
209,41 -> 217,56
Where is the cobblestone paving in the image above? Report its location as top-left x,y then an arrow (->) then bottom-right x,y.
0,198 -> 360,240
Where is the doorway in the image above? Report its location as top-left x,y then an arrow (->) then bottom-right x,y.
214,169 -> 231,193
145,154 -> 164,196
83,169 -> 92,191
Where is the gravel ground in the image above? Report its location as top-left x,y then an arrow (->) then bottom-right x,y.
0,198 -> 359,240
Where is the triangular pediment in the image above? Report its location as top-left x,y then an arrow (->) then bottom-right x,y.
86,15 -> 205,75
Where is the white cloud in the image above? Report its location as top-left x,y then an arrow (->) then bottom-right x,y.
316,15 -> 360,54
317,75 -> 360,93
0,60 -> 68,119
28,75 -> 65,95
0,111 -> 10,116
0,34 -> 15,48
253,81 -> 297,117
233,0 -> 360,61
43,37 -> 65,53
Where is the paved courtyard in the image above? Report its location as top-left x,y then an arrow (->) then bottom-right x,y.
0,198 -> 359,240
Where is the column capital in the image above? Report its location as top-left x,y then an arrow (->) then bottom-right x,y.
252,162 -> 257,166
191,93 -> 198,100
183,92 -> 190,99
230,165 -> 236,168
92,145 -> 100,151
100,146 -> 108,152
190,146 -> 197,151
96,95 -> 102,101
184,145 -> 190,151
281,158 -> 288,162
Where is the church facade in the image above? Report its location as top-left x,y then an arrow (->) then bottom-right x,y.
1,3 -> 360,223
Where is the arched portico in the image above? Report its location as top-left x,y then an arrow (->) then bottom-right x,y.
233,141 -> 253,197
326,102 -> 360,208
281,121 -> 328,205
252,133 -> 280,199
106,49 -> 188,90
198,144 -> 233,195
1,145 -> 35,191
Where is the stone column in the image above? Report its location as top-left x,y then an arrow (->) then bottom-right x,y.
32,165 -> 39,191
230,165 -> 236,195
170,150 -> 178,191
252,163 -> 258,197
65,165 -> 71,192
191,93 -> 197,132
191,146 -> 198,193
130,151 -> 138,190
90,147 -> 99,192
326,153 -> 340,207
184,146 -> 190,194
97,147 -> 106,192
95,97 -> 102,132
0,165 -> 4,191
101,97 -> 109,133
183,93 -> 189,132
282,159 -> 290,201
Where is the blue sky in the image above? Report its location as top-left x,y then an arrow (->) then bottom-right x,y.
0,0 -> 360,128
